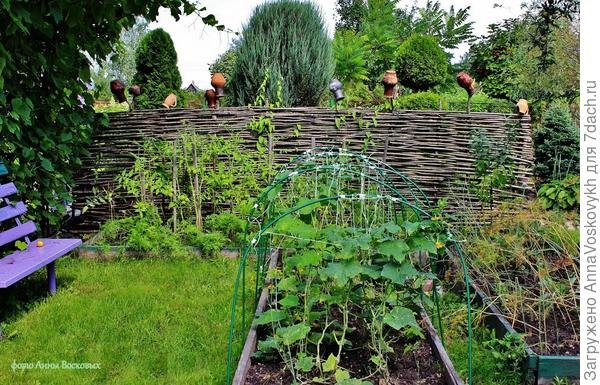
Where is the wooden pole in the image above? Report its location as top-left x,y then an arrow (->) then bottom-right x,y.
172,140 -> 178,233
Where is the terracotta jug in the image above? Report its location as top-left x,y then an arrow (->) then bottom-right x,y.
211,73 -> 226,98
110,79 -> 127,103
457,71 -> 475,96
382,70 -> 398,98
162,93 -> 177,108
205,89 -> 218,109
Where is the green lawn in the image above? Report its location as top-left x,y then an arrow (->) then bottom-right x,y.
0,256 -> 246,385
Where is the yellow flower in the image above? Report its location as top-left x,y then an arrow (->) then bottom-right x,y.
435,240 -> 444,249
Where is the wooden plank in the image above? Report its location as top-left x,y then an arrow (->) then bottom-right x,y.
0,221 -> 36,248
232,250 -> 280,385
0,238 -> 82,288
421,309 -> 465,385
0,201 -> 27,223
537,356 -> 580,380
0,182 -> 18,199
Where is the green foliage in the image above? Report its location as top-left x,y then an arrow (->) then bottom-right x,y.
132,28 -> 182,109
456,200 -> 579,356
537,175 -> 579,211
482,332 -> 528,373
533,103 -> 579,181
230,0 -> 333,107
115,133 -> 267,227
177,222 -> 227,258
359,0 -> 401,89
469,127 -> 516,207
332,30 -> 369,85
91,17 -> 150,99
335,0 -> 368,31
394,91 -> 446,110
255,206 -> 449,382
409,1 -> 475,51
205,212 -> 246,246
396,34 -> 448,91
468,12 -> 579,109
0,0 -> 218,231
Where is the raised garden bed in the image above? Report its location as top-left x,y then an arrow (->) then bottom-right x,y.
232,251 -> 464,385
471,279 -> 579,383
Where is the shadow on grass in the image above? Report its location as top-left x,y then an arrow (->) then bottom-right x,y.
0,269 -> 76,325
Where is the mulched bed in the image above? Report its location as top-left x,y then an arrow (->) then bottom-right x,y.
245,331 -> 444,385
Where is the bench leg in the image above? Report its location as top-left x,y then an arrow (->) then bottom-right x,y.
47,261 -> 56,295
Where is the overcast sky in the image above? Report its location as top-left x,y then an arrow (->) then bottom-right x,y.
151,0 -> 528,89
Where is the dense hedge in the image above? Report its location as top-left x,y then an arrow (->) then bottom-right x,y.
533,103 -> 579,181
230,0 -> 333,106
132,28 -> 183,109
396,35 -> 448,91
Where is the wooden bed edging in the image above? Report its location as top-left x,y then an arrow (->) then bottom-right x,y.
470,280 -> 580,383
232,250 -> 280,385
421,309 -> 465,385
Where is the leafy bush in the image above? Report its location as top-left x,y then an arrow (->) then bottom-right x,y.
482,332 -> 527,373
396,34 -> 448,91
177,222 -> 226,258
395,91 -> 447,110
230,0 -> 333,106
533,103 -> 579,181
333,30 -> 369,85
204,213 -> 245,246
132,28 -> 183,109
537,174 -> 579,211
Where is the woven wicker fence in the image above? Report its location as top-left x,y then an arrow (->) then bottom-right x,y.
69,107 -> 534,234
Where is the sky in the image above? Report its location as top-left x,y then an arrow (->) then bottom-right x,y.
151,0 -> 528,89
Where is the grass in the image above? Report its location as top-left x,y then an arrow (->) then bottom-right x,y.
428,292 -> 523,385
0,256 -> 246,385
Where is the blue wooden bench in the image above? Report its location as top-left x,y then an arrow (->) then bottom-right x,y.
0,162 -> 81,297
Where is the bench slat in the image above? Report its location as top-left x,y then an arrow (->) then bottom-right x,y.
0,221 -> 36,248
0,182 -> 18,199
0,238 -> 82,288
0,201 -> 27,223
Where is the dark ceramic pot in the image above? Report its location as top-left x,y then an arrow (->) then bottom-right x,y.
205,89 -> 218,109
329,79 -> 344,101
110,79 -> 127,103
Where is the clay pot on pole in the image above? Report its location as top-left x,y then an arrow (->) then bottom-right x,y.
162,93 -> 177,109
329,79 -> 345,102
211,73 -> 226,98
110,79 -> 127,103
128,85 -> 140,110
381,70 -> 398,111
205,89 -> 218,109
456,71 -> 476,113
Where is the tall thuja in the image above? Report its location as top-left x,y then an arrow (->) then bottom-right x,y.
230,0 -> 333,106
132,28 -> 182,109
533,103 -> 579,181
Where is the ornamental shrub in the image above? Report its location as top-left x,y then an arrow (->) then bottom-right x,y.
533,103 -> 579,181
132,28 -> 182,109
396,34 -> 448,91
230,0 -> 333,106
395,92 -> 447,110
